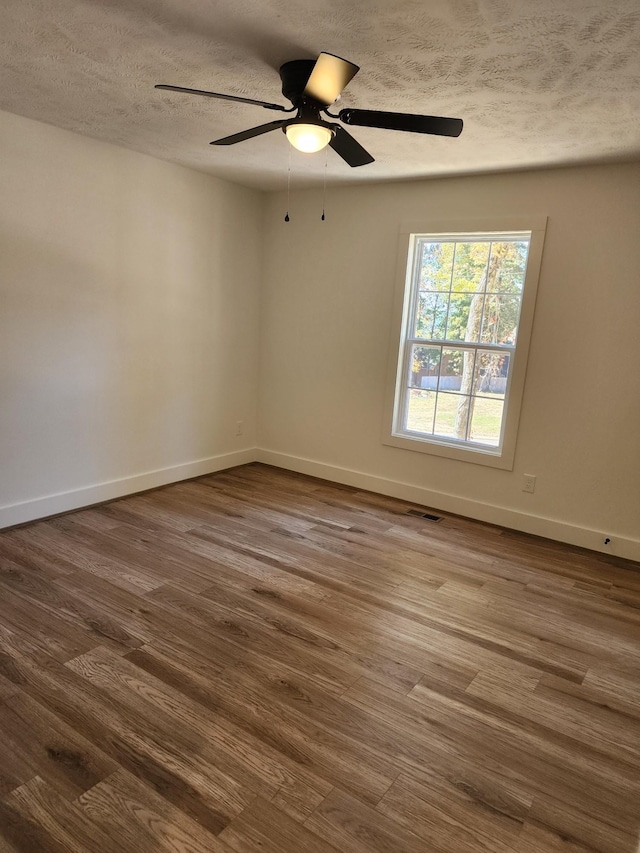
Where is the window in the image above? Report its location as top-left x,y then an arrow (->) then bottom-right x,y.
385,218 -> 546,469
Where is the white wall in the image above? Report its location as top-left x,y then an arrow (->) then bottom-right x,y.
2,110 -> 638,560
258,164 -> 640,560
0,109 -> 262,525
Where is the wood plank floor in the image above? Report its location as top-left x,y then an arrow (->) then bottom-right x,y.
0,463 -> 639,852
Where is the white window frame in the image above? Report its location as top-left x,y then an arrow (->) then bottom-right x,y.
383,216 -> 547,470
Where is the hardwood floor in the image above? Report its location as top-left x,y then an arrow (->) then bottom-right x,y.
0,462 -> 638,852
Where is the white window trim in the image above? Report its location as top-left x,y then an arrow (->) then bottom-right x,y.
383,216 -> 547,471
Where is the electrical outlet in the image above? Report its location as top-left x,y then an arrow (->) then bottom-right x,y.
235,420 -> 244,436
522,474 -> 536,494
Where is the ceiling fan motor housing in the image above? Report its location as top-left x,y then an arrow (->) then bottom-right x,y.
279,60 -> 317,106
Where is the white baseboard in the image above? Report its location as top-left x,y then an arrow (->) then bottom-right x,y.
3,446 -> 638,564
257,449 -> 640,564
0,449 -> 257,529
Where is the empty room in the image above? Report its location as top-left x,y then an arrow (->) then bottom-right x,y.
1,1 -> 639,851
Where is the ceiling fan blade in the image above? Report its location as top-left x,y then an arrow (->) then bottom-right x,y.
329,126 -> 374,167
303,53 -> 359,106
155,84 -> 288,112
211,120 -> 288,145
339,108 -> 463,137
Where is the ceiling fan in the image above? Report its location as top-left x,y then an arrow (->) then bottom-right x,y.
156,52 -> 463,167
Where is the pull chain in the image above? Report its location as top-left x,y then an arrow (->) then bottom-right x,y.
284,144 -> 291,222
321,146 -> 328,221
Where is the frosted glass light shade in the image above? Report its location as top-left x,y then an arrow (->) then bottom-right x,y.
285,123 -> 332,153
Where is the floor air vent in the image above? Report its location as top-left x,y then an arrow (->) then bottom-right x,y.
406,509 -> 443,522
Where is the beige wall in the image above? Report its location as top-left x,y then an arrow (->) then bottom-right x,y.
259,164 -> 640,559
0,109 -> 261,524
1,107 -> 638,559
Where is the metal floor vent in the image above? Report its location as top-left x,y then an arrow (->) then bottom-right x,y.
406,509 -> 443,522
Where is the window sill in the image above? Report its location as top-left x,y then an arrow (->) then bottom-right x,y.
383,431 -> 515,470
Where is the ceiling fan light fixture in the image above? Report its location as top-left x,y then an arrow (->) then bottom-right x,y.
285,123 -> 333,153
160,51 -> 463,168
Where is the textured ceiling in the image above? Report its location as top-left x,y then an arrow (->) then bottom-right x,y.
1,0 -> 639,190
